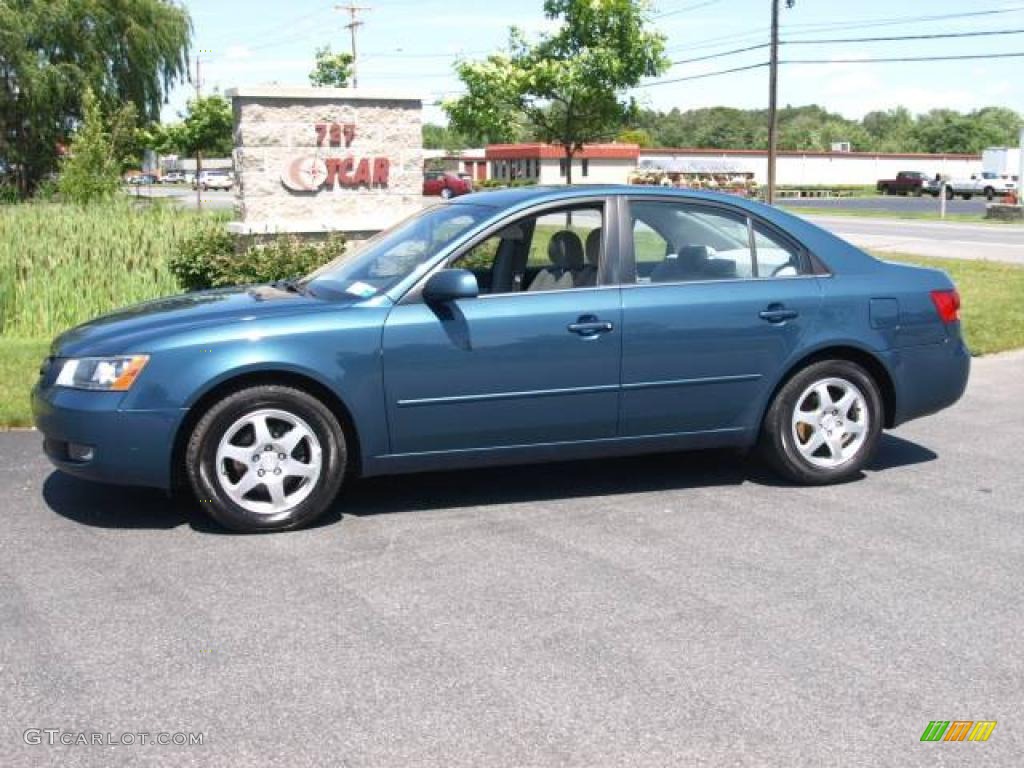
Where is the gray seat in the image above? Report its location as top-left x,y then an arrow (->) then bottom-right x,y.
650,245 -> 737,283
529,231 -> 584,291
575,228 -> 601,287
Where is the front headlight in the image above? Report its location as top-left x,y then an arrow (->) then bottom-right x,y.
55,355 -> 150,391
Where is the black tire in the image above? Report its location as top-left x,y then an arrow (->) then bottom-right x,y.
759,360 -> 883,485
913,187 -> 923,197
185,385 -> 346,532
440,187 -> 454,200
961,193 -> 972,200
879,185 -> 889,196
944,186 -> 954,200
985,187 -> 995,201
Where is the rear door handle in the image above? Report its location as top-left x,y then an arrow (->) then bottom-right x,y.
759,305 -> 799,323
568,315 -> 614,336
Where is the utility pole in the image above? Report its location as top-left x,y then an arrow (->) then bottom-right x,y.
194,55 -> 203,210
766,0 -> 782,205
336,4 -> 371,88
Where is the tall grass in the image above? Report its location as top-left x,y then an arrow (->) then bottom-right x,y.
0,201 -> 228,338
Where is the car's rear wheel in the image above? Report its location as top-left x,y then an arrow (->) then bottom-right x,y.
985,187 -> 995,201
186,385 -> 346,532
945,186 -> 954,200
760,360 -> 883,485
440,187 -> 454,199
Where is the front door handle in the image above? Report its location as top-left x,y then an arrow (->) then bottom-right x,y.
759,305 -> 799,323
568,315 -> 614,337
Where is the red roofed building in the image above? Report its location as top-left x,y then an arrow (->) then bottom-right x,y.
485,143 -> 640,185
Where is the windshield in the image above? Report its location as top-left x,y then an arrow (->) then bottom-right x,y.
302,203 -> 495,299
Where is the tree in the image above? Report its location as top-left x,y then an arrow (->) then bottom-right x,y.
0,0 -> 191,196
445,0 -> 668,183
58,89 -> 137,203
423,123 -> 473,151
309,46 -> 354,88
617,128 -> 653,147
148,95 -> 233,158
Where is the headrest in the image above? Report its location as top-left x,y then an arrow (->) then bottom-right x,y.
548,231 -> 585,270
584,228 -> 602,266
674,245 -> 711,270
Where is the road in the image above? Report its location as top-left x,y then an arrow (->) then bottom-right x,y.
126,184 -> 235,211
784,195 -> 989,216
2,351 -> 1022,767
800,214 -> 1024,264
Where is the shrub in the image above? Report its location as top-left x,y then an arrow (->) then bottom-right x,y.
169,231 -> 347,291
0,201 -> 226,338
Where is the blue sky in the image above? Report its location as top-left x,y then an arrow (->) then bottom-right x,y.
168,0 -> 1024,124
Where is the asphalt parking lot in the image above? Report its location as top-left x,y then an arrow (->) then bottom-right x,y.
3,351 -> 1022,767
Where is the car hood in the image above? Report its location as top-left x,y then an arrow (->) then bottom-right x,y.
52,285 -> 356,357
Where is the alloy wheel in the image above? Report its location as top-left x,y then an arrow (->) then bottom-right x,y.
214,409 -> 322,515
790,377 -> 869,469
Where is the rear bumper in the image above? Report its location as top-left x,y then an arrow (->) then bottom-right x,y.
32,385 -> 182,489
888,335 -> 970,427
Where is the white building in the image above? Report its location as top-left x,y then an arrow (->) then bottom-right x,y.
639,148 -> 982,187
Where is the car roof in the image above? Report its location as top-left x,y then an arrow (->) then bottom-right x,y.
450,184 -> 878,274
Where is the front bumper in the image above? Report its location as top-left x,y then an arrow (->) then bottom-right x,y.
32,385 -> 183,489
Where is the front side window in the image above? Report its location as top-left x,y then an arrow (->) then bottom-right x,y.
448,205 -> 605,295
303,204 -> 495,298
629,200 -> 806,284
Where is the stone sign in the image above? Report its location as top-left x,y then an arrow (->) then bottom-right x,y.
227,86 -> 423,235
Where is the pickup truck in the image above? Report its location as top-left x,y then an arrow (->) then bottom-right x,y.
876,171 -> 939,197
944,171 -> 1016,201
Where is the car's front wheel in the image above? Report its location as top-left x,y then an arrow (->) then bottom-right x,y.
186,385 -> 346,532
760,360 -> 883,485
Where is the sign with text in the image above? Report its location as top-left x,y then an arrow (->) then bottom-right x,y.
281,122 -> 390,193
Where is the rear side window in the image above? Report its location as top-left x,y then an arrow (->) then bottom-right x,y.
628,200 -> 808,283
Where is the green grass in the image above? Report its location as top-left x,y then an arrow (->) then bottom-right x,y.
783,205 -> 1022,225
0,200 -> 228,338
0,339 -> 49,428
875,252 -> 1024,355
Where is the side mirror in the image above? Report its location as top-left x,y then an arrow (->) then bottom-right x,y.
423,269 -> 478,304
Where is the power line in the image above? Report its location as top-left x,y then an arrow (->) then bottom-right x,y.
671,43 -> 769,66
668,27 -> 1024,66
663,3 -> 1024,54
783,51 -> 1024,64
786,27 -> 1024,46
634,62 -> 770,88
654,0 -> 724,20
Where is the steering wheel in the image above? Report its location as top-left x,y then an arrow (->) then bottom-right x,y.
771,262 -> 797,277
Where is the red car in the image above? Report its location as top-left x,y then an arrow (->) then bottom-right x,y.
424,171 -> 472,199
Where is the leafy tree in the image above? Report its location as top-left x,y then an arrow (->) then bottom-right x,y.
59,89 -> 137,204
148,95 -> 233,158
309,46 -> 354,88
445,0 -> 668,183
616,128 -> 653,147
423,123 -> 475,151
0,0 -> 191,196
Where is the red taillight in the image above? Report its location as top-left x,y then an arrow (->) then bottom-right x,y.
930,289 -> 960,323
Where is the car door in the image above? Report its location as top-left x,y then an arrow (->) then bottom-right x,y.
619,197 -> 823,438
381,201 -> 622,455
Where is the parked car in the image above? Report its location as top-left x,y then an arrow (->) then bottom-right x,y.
944,171 -> 1016,201
127,173 -> 158,186
162,171 -> 186,184
33,186 -> 970,532
876,171 -> 939,197
424,171 -> 472,199
194,170 -> 234,191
